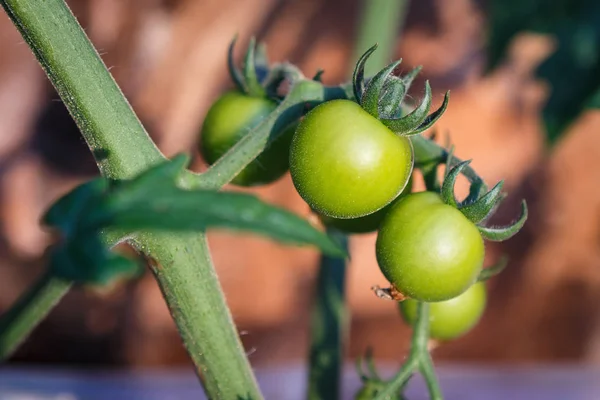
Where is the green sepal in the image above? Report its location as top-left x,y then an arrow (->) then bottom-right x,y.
409,90 -> 450,135
440,160 -> 471,208
312,69 -> 325,82
379,77 -> 406,119
361,59 -> 402,117
459,180 -> 504,224
227,36 -> 247,94
478,200 -> 528,242
242,37 -> 267,97
352,44 -> 378,103
379,66 -> 423,119
380,81 -> 432,135
477,255 -> 509,282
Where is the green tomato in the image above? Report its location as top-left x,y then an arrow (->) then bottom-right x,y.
376,192 -> 485,302
200,91 -> 294,186
400,282 -> 487,340
289,99 -> 413,219
320,177 -> 413,234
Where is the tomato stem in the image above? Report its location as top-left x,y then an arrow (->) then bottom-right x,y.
374,302 -> 443,399
0,1 -> 263,398
0,272 -> 71,360
307,228 -> 349,400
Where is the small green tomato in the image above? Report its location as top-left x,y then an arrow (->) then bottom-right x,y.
376,192 -> 485,302
289,99 -> 413,219
400,282 -> 487,340
200,91 -> 294,186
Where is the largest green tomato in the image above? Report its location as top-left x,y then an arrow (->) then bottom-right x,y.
200,91 -> 294,186
376,192 -> 485,302
289,100 -> 413,219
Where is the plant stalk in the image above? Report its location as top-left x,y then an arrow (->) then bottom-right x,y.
0,1 -> 262,398
0,273 -> 71,360
307,229 -> 349,400
374,302 -> 442,400
351,0 -> 410,77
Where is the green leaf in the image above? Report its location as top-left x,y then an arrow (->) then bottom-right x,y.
486,0 -> 600,143
45,156 -> 347,273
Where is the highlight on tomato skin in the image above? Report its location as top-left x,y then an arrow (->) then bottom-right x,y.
399,282 -> 487,341
289,99 -> 414,219
375,191 -> 485,302
200,90 -> 295,187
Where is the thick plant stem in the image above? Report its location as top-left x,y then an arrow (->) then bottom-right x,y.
351,0 -> 410,77
0,273 -> 71,360
307,230 -> 349,400
0,0 -> 164,180
133,232 -> 262,399
0,1 -> 262,398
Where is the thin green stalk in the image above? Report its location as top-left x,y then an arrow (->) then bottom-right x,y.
374,302 -> 440,400
307,229 -> 349,400
351,0 -> 410,77
0,273 -> 71,360
0,1 -> 262,398
420,353 -> 443,400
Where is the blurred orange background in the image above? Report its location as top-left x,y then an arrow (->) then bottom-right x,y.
1,0 -> 600,369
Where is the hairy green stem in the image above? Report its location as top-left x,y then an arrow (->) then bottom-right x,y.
307,230 -> 349,400
0,273 -> 71,360
351,0 -> 410,77
0,1 -> 262,398
131,232 -> 261,399
0,0 -> 164,179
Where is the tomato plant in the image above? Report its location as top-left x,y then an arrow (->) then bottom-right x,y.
376,191 -> 485,302
200,91 -> 294,186
0,2 -> 531,396
400,282 -> 487,340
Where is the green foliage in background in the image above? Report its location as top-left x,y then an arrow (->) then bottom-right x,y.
487,0 -> 600,144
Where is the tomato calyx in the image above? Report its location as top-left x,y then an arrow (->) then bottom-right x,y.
228,36 -> 304,99
352,44 -> 450,136
438,155 -> 529,242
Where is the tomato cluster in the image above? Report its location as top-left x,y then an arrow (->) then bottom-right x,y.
200,40 -> 526,344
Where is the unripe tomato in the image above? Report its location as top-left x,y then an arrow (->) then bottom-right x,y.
200,91 -> 294,186
289,100 -> 413,219
376,192 -> 485,302
400,282 -> 487,340
320,177 -> 413,234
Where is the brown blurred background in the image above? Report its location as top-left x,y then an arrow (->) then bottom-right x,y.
1,0 -> 600,370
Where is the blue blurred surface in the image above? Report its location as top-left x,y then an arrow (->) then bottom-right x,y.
1,364 -> 600,399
